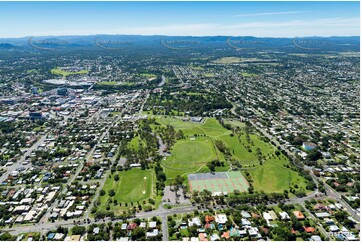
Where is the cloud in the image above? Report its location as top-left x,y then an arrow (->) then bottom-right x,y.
105,17 -> 360,37
233,11 -> 312,17
2,17 -> 359,38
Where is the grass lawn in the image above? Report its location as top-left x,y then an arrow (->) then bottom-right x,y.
140,73 -> 157,78
248,155 -> 309,193
51,67 -> 88,77
101,169 -> 153,204
223,119 -> 246,128
213,57 -> 242,64
240,72 -> 259,77
97,81 -> 118,85
162,137 -> 218,180
190,66 -> 204,70
202,73 -> 216,77
127,135 -> 145,151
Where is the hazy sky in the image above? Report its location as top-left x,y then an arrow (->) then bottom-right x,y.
0,1 -> 359,38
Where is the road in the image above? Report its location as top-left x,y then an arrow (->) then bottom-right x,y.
139,91 -> 150,115
301,203 -> 329,240
84,91 -> 141,218
158,75 -> 166,87
156,135 -> 166,156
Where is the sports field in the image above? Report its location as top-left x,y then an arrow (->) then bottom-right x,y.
188,172 -> 249,194
101,169 -> 153,203
51,67 -> 89,77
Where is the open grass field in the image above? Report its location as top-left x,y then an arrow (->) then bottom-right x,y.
101,169 -> 153,204
240,72 -> 259,77
202,73 -> 216,77
223,119 -> 246,128
190,66 -> 204,70
51,67 -> 89,77
248,156 -> 309,193
213,57 -> 242,64
140,73 -> 157,78
162,137 -> 218,179
96,81 -> 118,85
127,135 -> 145,151
151,115 -> 310,194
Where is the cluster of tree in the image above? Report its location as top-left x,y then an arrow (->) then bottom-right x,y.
172,175 -> 185,195
214,140 -> 230,155
156,124 -> 184,147
227,191 -> 286,206
146,90 -> 232,117
306,148 -> 322,162
70,225 -> 86,235
0,232 -> 17,241
155,162 -> 166,196
206,159 -> 225,172
0,122 -> 16,133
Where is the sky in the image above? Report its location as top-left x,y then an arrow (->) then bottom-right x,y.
0,1 -> 359,38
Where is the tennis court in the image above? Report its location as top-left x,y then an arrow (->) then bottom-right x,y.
188,172 -> 249,195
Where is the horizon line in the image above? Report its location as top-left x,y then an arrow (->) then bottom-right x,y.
0,34 -> 360,40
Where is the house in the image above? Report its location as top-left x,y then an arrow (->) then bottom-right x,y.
329,225 -> 339,232
215,214 -> 227,224
241,218 -> 252,227
269,211 -> 278,220
198,233 -> 207,241
263,212 -> 272,221
251,212 -> 260,219
248,227 -> 260,238
241,210 -> 251,218
188,217 -> 202,227
229,228 -> 240,237
210,234 -> 220,241
121,223 -> 127,230
239,229 -> 248,237
146,229 -> 159,237
221,231 -> 230,239
303,226 -> 315,233
293,211 -> 305,220
279,211 -> 290,220
53,233 -> 64,240
93,227 -> 100,235
127,223 -> 137,230
315,212 -> 330,218
324,218 -> 334,225
205,215 -> 215,223
48,233 -> 56,240
149,221 -> 157,228
310,235 -> 322,241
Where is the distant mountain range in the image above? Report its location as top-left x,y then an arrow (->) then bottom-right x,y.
0,35 -> 359,52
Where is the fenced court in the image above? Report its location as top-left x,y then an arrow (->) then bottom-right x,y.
188,172 -> 249,195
